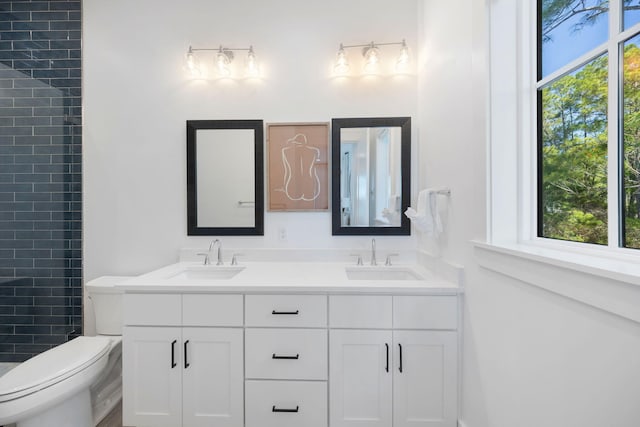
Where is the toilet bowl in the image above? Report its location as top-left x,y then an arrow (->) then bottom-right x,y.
0,276 -> 129,427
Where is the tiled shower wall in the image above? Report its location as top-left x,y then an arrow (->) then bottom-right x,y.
0,0 -> 82,362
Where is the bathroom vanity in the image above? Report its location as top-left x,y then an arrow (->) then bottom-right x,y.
117,259 -> 461,427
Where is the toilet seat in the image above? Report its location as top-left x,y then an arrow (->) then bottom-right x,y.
0,336 -> 111,403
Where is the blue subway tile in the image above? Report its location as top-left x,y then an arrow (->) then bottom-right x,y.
15,325 -> 51,335
32,70 -> 68,81
0,31 -> 30,40
31,12 -> 69,21
15,249 -> 52,258
1,164 -> 34,174
0,315 -> 33,325
15,288 -> 51,298
16,306 -> 51,316
0,240 -> 33,249
15,136 -> 51,145
15,117 -> 51,126
16,231 -> 52,241
15,192 -> 52,202
11,2 -> 50,12
50,21 -> 80,31
32,31 -> 70,41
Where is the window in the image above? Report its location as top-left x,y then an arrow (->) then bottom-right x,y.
538,0 -> 640,249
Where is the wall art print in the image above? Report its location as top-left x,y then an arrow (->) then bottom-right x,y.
267,122 -> 329,211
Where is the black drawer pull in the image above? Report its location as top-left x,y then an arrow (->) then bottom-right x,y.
272,353 -> 300,360
385,343 -> 389,372
399,343 -> 403,373
171,340 -> 177,368
184,340 -> 190,369
272,310 -> 299,315
272,405 -> 299,413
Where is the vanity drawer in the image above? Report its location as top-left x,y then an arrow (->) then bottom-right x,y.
329,295 -> 392,328
123,294 -> 181,326
183,294 -> 243,326
245,380 -> 327,427
245,328 -> 327,380
393,296 -> 457,330
245,294 -> 327,327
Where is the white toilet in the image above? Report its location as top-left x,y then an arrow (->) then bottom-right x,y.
0,276 -> 129,427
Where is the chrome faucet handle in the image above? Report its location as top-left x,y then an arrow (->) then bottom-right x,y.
385,253 -> 399,266
231,253 -> 244,266
196,252 -> 210,265
349,254 -> 363,266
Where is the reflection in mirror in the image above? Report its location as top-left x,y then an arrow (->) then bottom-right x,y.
332,117 -> 411,236
187,120 -> 264,235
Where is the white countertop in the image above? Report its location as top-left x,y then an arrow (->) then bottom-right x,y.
116,261 -> 461,295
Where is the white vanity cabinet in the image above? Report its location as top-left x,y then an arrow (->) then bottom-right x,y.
329,295 -> 458,427
122,294 -> 244,427
119,275 -> 460,427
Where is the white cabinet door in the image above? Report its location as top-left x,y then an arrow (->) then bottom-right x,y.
182,328 -> 244,427
123,326 -> 182,427
393,331 -> 458,427
329,330 -> 393,427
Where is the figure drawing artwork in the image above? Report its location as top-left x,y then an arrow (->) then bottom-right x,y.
267,123 -> 329,211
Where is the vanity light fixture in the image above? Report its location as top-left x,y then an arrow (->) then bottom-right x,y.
186,44 -> 260,79
333,39 -> 410,77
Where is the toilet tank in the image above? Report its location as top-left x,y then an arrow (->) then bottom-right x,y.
86,276 -> 130,336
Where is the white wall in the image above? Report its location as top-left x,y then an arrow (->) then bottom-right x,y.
420,1 -> 640,427
83,0 -> 420,280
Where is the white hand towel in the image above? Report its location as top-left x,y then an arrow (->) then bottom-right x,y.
404,188 -> 445,237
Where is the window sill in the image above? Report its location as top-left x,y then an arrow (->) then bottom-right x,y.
473,241 -> 640,324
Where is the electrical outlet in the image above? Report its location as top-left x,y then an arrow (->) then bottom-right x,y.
278,227 -> 287,241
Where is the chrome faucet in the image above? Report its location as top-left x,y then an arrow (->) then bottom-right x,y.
208,239 -> 224,266
371,238 -> 377,266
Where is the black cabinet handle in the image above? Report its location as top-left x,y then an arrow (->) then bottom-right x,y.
271,310 -> 299,315
272,353 -> 300,360
184,340 -> 190,369
385,343 -> 389,372
171,340 -> 177,368
399,343 -> 403,373
272,405 -> 299,413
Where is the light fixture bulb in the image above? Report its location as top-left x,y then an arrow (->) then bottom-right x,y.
245,46 -> 260,78
333,43 -> 350,76
216,47 -> 232,77
362,43 -> 380,74
395,40 -> 409,73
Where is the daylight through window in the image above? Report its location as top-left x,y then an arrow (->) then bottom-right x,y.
538,0 -> 640,249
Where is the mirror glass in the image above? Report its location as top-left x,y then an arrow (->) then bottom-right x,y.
332,117 -> 411,235
187,120 -> 264,235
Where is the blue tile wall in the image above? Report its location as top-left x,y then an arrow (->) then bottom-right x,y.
0,0 -> 82,363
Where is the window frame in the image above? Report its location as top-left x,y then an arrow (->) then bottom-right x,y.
531,0 -> 640,255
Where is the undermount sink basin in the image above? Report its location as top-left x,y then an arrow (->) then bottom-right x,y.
168,266 -> 245,281
345,267 -> 424,281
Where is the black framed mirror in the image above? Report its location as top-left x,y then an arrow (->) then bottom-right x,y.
187,120 -> 264,235
332,117 -> 411,236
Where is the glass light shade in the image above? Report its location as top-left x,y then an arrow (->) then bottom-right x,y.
186,48 -> 196,70
395,41 -> 409,73
362,45 -> 380,74
216,50 -> 231,77
245,47 -> 260,78
333,45 -> 350,76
